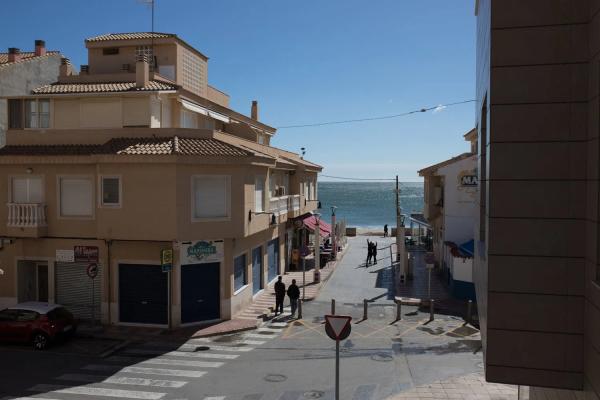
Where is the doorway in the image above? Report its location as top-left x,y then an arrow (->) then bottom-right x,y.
17,260 -> 48,303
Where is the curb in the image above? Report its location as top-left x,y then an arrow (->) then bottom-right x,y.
99,339 -> 132,358
190,322 -> 260,339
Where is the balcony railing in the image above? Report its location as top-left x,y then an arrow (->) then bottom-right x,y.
7,203 -> 47,228
269,195 -> 301,216
290,195 -> 300,211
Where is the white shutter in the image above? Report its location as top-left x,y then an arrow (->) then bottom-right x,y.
11,178 -> 28,203
255,176 -> 264,212
194,176 -> 228,218
11,178 -> 42,203
60,178 -> 93,216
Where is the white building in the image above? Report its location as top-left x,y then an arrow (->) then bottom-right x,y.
418,128 -> 477,300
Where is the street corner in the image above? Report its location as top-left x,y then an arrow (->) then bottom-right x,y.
0,334 -> 126,358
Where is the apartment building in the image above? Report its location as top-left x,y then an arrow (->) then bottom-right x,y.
418,129 -> 477,300
0,40 -> 62,146
474,1 -> 600,398
0,32 -> 321,328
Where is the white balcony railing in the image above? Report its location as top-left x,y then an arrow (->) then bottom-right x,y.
269,196 -> 288,216
291,195 -> 300,211
7,203 -> 47,228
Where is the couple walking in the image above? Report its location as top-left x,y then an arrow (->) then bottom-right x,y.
274,276 -> 301,317
366,239 -> 378,266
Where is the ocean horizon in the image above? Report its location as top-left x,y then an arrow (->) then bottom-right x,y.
317,181 -> 424,229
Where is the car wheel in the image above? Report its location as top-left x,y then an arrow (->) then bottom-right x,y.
32,332 -> 49,350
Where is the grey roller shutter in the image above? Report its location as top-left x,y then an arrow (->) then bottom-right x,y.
55,262 -> 102,320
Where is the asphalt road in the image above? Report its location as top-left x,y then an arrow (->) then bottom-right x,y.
0,236 -> 483,400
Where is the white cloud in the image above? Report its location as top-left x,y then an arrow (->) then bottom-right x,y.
433,104 -> 447,114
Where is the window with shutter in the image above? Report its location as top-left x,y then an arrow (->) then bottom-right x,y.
255,176 -> 265,212
11,177 -> 43,203
60,177 -> 93,217
192,175 -> 230,219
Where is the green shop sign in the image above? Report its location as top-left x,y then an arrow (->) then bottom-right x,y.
181,240 -> 224,264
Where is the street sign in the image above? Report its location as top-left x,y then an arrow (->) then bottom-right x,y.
324,315 -> 352,341
86,263 -> 98,279
56,249 -> 75,263
161,249 -> 173,273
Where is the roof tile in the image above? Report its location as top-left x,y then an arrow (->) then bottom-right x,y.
85,33 -> 175,42
32,80 -> 177,94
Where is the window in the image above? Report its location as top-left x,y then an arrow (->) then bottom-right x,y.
103,47 -> 119,55
192,176 -> 230,219
269,173 -> 277,198
25,99 -> 50,129
135,45 -> 155,70
257,134 -> 265,145
181,110 -> 197,128
11,177 -> 43,203
59,177 -> 93,217
255,176 -> 265,212
101,177 -> 121,207
17,310 -> 39,322
0,309 -> 17,321
234,254 -> 247,292
8,99 -> 23,129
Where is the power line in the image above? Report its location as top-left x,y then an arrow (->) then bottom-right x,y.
277,99 -> 476,129
319,174 -> 420,182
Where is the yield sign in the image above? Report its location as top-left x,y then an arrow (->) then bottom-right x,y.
325,315 -> 352,341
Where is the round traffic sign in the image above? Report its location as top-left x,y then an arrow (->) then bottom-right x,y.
86,263 -> 98,279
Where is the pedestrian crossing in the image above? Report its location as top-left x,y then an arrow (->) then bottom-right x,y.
4,321 -> 288,400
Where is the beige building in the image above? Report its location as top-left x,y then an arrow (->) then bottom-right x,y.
475,1 -> 600,399
0,32 -> 321,328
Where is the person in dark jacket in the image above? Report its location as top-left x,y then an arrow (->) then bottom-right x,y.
384,224 -> 388,237
274,276 -> 286,315
366,239 -> 373,267
373,242 -> 378,265
287,279 -> 300,318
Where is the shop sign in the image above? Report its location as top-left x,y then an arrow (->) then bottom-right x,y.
56,249 -> 75,263
180,240 -> 224,265
460,175 -> 478,187
161,249 -> 173,273
74,246 -> 99,262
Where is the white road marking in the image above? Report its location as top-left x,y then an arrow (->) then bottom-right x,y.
189,338 -> 266,346
2,398 -> 59,400
257,327 -> 283,333
244,333 -> 276,339
269,322 -> 288,328
204,397 -> 226,400
56,373 -> 187,388
106,355 -> 223,368
125,348 -> 239,359
82,364 -> 207,378
143,341 -> 254,352
28,384 -> 165,399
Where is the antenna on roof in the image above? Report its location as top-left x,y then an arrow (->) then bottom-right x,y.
137,0 -> 157,69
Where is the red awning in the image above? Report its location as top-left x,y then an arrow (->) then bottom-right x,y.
302,215 -> 332,237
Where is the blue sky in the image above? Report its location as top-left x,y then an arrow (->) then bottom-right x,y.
1,0 -> 475,181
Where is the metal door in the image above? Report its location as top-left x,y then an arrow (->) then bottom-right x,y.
181,263 -> 220,324
119,264 -> 167,325
56,262 -> 101,320
252,247 -> 263,294
267,238 -> 279,283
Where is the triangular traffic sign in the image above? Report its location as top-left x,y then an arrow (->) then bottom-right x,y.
325,315 -> 352,340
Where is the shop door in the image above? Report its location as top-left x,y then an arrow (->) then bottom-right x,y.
37,264 -> 48,302
56,262 -> 101,320
119,264 -> 167,325
252,247 -> 263,295
267,238 -> 279,283
181,263 -> 220,324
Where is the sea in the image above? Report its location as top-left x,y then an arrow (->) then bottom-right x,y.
317,181 -> 424,229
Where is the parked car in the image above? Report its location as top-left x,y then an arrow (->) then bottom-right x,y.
0,302 -> 77,350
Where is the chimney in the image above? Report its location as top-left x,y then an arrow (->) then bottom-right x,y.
136,54 -> 149,88
7,48 -> 21,63
34,40 -> 46,57
59,58 -> 73,77
251,100 -> 259,121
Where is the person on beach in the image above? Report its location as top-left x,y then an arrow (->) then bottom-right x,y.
274,276 -> 286,315
384,224 -> 388,237
366,239 -> 372,266
287,279 -> 300,318
373,242 -> 378,264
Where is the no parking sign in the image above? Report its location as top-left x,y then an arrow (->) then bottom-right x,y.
86,263 -> 98,279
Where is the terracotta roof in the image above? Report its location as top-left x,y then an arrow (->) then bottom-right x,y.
32,80 -> 177,94
0,51 -> 61,68
0,137 -> 252,157
418,153 -> 475,176
85,32 -> 175,42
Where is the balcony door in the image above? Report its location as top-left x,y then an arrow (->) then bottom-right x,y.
11,177 -> 43,204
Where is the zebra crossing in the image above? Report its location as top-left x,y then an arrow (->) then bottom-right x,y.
4,321 -> 288,400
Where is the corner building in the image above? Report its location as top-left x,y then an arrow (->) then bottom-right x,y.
0,32 -> 321,328
475,1 -> 600,398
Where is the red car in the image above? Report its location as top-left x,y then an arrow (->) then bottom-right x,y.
0,302 -> 77,350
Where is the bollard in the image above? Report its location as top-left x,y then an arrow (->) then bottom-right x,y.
331,299 -> 336,315
363,299 -> 368,320
395,300 -> 402,321
466,299 -> 473,324
298,299 -> 303,320
429,299 -> 435,321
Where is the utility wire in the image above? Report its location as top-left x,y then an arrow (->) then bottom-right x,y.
277,99 -> 475,129
319,174 -> 396,181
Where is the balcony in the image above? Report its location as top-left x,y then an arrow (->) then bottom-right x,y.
6,203 -> 47,237
268,195 -> 301,218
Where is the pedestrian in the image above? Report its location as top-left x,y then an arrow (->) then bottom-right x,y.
274,276 -> 286,315
384,224 -> 388,237
373,242 -> 378,265
287,279 -> 300,318
366,239 -> 373,266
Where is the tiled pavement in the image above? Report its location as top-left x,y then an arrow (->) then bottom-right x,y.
395,251 -> 452,301
389,373 -> 518,400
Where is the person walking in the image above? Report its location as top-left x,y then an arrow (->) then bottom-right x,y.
366,239 -> 373,267
373,242 -> 378,265
287,279 -> 300,318
384,224 -> 388,237
274,276 -> 286,315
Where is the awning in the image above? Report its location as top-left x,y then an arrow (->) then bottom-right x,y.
208,110 -> 230,123
181,99 -> 208,115
302,215 -> 332,237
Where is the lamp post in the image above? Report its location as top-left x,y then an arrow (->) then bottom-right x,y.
314,213 -> 321,283
331,206 -> 337,259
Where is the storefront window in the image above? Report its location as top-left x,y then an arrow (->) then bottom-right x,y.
234,254 -> 247,291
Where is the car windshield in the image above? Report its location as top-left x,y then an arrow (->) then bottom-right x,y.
47,307 -> 73,321
0,309 -> 17,321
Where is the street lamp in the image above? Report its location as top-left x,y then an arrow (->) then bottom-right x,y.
330,206 -> 337,259
314,212 -> 321,283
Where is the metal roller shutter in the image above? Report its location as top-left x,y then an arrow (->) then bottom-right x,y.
55,262 -> 102,320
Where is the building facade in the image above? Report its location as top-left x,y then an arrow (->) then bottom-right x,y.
0,33 -> 321,329
474,1 -> 600,398
0,40 -> 62,146
419,129 -> 477,299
